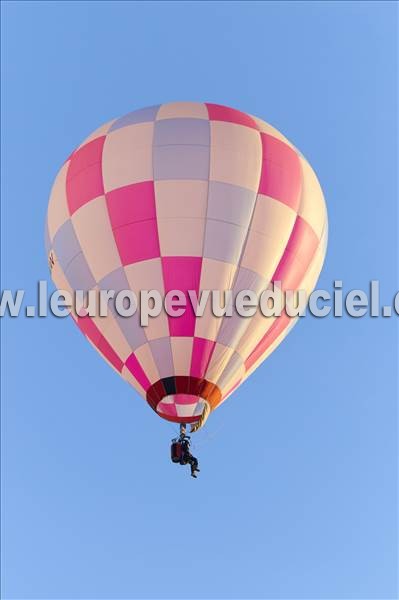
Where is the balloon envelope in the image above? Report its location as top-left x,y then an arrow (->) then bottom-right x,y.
45,102 -> 327,426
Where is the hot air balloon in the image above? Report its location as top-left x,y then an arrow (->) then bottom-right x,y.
45,102 -> 327,442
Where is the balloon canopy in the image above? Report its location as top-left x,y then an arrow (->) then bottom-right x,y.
45,102 -> 327,428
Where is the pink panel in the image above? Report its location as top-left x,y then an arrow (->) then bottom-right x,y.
258,133 -> 301,211
66,137 -> 105,214
76,315 -> 123,372
245,314 -> 290,371
97,336 -> 124,372
245,219 -> 319,371
67,137 -> 105,179
157,401 -> 178,417
162,257 -> 202,337
190,337 -> 216,378
125,353 -> 152,390
114,219 -> 161,265
67,171 -> 104,216
273,216 -> 319,290
173,393 -> 199,405
106,181 -> 156,229
245,217 -> 319,372
76,315 -> 101,344
206,103 -> 259,130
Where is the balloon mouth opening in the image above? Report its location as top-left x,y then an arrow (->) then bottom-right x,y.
156,394 -> 206,422
146,376 -> 222,424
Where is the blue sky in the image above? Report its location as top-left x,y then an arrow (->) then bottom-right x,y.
1,1 -> 397,598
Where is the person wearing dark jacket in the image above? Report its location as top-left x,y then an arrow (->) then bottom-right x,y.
180,435 -> 200,478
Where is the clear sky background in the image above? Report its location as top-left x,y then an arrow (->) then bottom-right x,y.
1,2 -> 397,599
